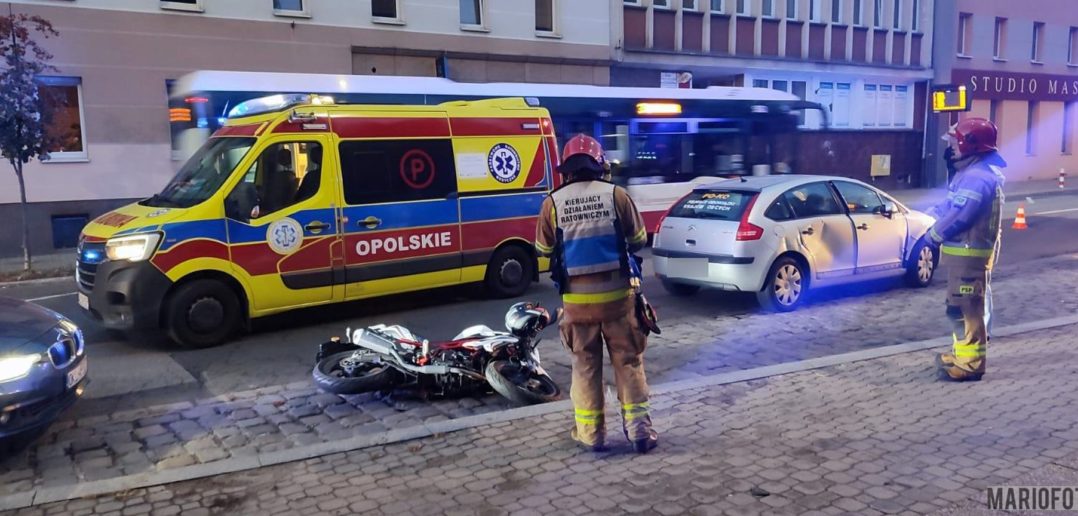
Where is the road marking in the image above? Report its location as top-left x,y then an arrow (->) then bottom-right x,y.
26,292 -> 77,302
1034,207 -> 1078,216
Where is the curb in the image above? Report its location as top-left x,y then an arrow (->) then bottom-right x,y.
4,313 -> 1078,511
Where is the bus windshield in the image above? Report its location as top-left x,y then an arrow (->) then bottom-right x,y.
145,137 -> 255,208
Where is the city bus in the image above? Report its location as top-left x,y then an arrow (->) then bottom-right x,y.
169,71 -> 824,232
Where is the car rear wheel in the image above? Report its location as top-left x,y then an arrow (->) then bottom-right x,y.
661,279 -> 701,297
905,239 -> 938,288
757,256 -> 806,312
164,279 -> 242,348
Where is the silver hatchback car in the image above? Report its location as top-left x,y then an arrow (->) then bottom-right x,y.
653,175 -> 938,311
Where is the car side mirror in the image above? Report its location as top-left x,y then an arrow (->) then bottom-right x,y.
881,202 -> 897,219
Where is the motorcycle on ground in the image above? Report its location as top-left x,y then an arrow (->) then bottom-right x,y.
312,302 -> 561,405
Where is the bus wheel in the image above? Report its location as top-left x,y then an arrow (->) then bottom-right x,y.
164,279 -> 241,348
485,246 -> 534,299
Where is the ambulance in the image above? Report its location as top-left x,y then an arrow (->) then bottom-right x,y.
76,95 -> 559,348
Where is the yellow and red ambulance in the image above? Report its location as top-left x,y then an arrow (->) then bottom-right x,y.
76,95 -> 559,347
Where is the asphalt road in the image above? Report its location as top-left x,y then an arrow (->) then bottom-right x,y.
3,193 -> 1075,406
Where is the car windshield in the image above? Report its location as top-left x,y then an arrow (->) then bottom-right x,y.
144,137 -> 256,208
668,191 -> 755,221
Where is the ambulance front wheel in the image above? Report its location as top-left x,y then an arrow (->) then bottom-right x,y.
485,246 -> 535,299
164,279 -> 242,348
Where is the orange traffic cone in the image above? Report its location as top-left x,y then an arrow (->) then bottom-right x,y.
1012,204 -> 1029,230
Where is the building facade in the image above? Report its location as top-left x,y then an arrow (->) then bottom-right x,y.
611,0 -> 935,131
931,0 -> 1078,185
0,0 -> 610,257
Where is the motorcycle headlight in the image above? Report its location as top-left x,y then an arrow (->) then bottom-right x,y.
106,233 -> 162,262
0,354 -> 42,383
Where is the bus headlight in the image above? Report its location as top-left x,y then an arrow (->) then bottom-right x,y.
106,234 -> 162,262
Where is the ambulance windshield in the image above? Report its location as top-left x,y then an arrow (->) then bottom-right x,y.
147,137 -> 256,208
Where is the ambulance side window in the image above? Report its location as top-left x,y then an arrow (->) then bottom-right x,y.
339,139 -> 456,205
225,141 -> 323,222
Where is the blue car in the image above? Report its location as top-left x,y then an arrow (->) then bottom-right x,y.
0,297 -> 87,449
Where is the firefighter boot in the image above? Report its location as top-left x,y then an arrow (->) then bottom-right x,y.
632,430 -> 659,454
570,427 -> 608,453
935,352 -> 956,368
938,358 -> 985,382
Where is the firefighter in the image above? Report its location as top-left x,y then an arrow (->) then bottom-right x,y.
534,134 -> 657,454
928,117 -> 1006,382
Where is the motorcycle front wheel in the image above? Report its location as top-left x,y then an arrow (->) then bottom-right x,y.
313,351 -> 402,395
485,360 -> 561,405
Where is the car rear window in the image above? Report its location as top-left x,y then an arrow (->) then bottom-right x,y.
668,191 -> 755,221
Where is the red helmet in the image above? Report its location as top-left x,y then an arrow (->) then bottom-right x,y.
949,118 -> 998,156
557,134 -> 605,175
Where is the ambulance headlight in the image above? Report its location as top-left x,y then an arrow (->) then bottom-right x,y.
106,233 -> 162,262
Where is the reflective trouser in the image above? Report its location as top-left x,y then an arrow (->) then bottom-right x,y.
560,314 -> 652,445
944,253 -> 991,368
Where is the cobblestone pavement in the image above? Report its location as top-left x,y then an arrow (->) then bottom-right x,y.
1,254 -> 1077,499
14,324 -> 1078,515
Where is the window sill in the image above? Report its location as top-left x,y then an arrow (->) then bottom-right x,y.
535,30 -> 562,39
371,17 -> 406,26
160,2 -> 204,13
1031,60 -> 1045,66
956,53 -> 973,60
993,57 -> 1007,62
1069,63 -> 1078,68
41,155 -> 89,164
460,24 -> 490,33
273,10 -> 311,19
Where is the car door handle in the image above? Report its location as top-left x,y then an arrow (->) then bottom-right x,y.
305,221 -> 330,234
359,216 -> 382,229
857,223 -> 870,231
801,227 -> 815,236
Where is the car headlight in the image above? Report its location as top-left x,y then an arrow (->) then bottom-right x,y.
0,354 -> 42,383
106,233 -> 162,262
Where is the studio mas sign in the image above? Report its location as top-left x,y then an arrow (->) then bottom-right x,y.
953,69 -> 1078,101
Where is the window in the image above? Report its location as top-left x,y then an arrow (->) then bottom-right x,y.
157,138 -> 256,210
340,140 -> 457,205
160,0 -> 202,12
853,0 -> 863,25
792,81 -> 807,125
772,80 -> 789,91
38,77 -> 87,161
787,0 -> 798,19
736,0 -> 748,15
831,0 -> 842,23
809,0 -> 821,21
372,0 -> 399,19
1064,102 -> 1075,154
872,0 -> 882,28
893,85 -> 908,127
1032,22 -> 1045,62
892,0 -> 900,29
710,0 -> 724,12
653,0 -> 670,7
536,0 -> 556,32
911,0 -> 919,31
834,181 -> 884,214
1026,102 -> 1039,155
783,182 -> 843,218
764,197 -> 794,221
957,13 -> 972,56
1070,27 -> 1078,65
993,18 -> 1007,59
989,99 -> 1000,125
753,79 -> 769,88
668,191 -> 756,221
683,0 -> 697,9
863,84 -> 877,127
460,0 -> 484,27
225,141 -> 322,222
273,0 -> 306,15
762,0 -> 774,17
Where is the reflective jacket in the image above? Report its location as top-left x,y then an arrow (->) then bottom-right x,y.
927,151 -> 1007,265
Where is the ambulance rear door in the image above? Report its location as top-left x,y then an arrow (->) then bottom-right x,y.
337,112 -> 463,299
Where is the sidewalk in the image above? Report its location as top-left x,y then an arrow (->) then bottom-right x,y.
892,177 -> 1072,211
12,321 -> 1078,515
0,251 -> 73,281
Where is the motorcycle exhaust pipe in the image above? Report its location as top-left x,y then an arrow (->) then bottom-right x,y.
352,328 -> 482,378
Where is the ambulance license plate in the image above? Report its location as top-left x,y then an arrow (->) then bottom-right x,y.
67,359 -> 87,388
77,293 -> 89,310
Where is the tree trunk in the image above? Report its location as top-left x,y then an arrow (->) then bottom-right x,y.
14,161 -> 32,271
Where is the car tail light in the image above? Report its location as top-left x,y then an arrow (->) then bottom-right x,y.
736,194 -> 763,241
